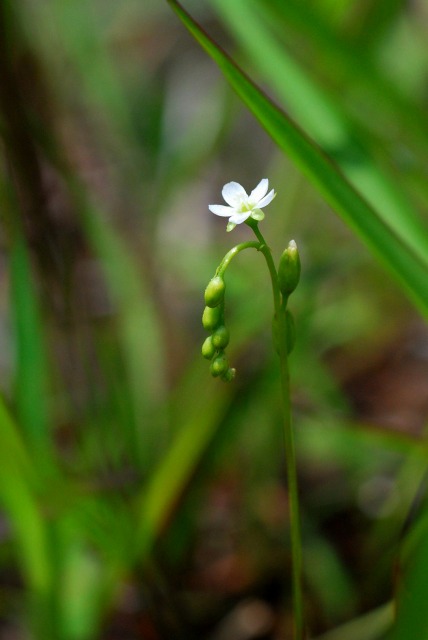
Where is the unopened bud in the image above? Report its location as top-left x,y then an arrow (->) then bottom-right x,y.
212,325 -> 230,349
210,352 -> 229,377
202,305 -> 222,331
202,336 -> 216,360
278,240 -> 300,297
221,367 -> 236,382
204,276 -> 226,307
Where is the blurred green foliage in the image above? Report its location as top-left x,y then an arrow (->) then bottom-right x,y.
0,0 -> 428,638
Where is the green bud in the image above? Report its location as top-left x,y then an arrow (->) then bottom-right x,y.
278,240 -> 301,297
202,305 -> 222,331
221,367 -> 236,383
212,325 -> 230,349
210,352 -> 229,377
202,336 -> 216,360
204,276 -> 226,307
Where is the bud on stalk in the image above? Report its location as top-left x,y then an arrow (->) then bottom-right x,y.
278,240 -> 300,297
204,276 -> 226,307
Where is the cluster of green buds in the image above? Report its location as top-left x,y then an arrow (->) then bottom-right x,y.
201,275 -> 235,382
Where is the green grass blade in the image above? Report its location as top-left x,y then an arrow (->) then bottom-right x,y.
167,0 -> 428,318
0,172 -> 53,455
351,0 -> 406,50
135,374 -> 232,559
53,515 -> 104,640
257,0 -> 428,152
388,503 -> 428,639
10,232 -> 52,454
212,0 -> 428,268
315,602 -> 393,640
0,397 -> 52,617
70,185 -> 167,471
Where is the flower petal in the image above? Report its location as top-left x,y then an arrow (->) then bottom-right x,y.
251,209 -> 265,221
208,204 -> 235,217
222,181 -> 247,207
226,221 -> 237,232
229,210 -> 251,224
249,178 -> 268,204
257,189 -> 276,208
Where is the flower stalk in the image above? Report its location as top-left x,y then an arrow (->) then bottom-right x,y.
256,228 -> 304,640
203,180 -> 304,638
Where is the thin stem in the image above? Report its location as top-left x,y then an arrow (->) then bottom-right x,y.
250,223 -> 281,311
217,241 -> 260,276
249,222 -> 304,640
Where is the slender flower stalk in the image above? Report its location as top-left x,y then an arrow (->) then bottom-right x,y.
203,180 -> 304,638
253,224 -> 304,640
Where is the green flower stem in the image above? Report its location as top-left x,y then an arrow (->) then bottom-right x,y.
213,224 -> 304,637
249,221 -> 304,640
249,222 -> 281,310
217,241 -> 261,276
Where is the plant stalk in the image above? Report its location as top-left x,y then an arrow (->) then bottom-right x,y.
250,222 -> 304,640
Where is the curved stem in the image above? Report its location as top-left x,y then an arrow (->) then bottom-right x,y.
217,241 -> 260,276
250,222 -> 304,640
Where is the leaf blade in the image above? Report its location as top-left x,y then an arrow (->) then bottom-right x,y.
168,0 -> 428,317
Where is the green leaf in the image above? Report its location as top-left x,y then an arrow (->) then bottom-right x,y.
0,170 -> 53,455
10,232 -> 52,454
388,495 -> 428,639
167,0 -> 428,318
255,0 -> 428,152
0,396 -> 52,610
212,0 -> 428,269
135,373 -> 232,558
315,602 -> 393,640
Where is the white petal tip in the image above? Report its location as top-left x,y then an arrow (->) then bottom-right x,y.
209,204 -> 235,217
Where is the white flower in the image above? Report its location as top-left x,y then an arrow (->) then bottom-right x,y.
209,179 -> 276,232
